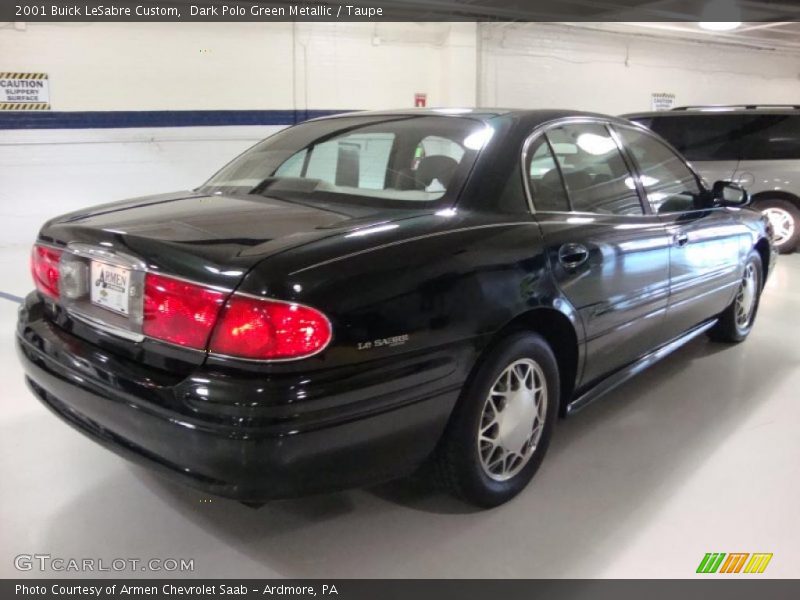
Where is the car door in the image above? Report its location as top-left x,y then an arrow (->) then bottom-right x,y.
525,120 -> 672,387
613,124 -> 747,339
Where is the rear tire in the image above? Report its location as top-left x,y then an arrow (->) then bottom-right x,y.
434,332 -> 559,507
754,198 -> 799,254
709,251 -> 763,343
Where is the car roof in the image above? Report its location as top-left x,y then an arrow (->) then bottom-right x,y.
310,107 -> 633,127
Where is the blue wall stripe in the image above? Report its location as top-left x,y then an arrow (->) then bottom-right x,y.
0,291 -> 24,304
0,109 -> 352,130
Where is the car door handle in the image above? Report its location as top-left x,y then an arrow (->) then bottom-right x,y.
558,243 -> 589,269
673,233 -> 689,247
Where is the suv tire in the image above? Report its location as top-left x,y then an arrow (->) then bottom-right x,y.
754,198 -> 799,254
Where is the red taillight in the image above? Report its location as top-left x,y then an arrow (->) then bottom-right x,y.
96,269 -> 330,360
143,273 -> 226,349
31,244 -> 62,300
209,295 -> 332,360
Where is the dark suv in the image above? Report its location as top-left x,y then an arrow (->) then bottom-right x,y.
626,105 -> 800,253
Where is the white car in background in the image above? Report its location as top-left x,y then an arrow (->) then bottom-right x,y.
626,105 -> 800,254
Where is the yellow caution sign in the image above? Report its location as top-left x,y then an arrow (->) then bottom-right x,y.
0,72 -> 51,110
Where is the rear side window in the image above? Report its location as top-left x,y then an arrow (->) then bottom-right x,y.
615,126 -> 703,214
546,123 -> 643,215
525,137 -> 569,212
638,113 -> 800,161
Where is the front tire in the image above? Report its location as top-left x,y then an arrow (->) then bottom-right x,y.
434,332 -> 559,507
709,251 -> 763,343
754,198 -> 799,254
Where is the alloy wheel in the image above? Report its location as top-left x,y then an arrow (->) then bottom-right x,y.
762,207 -> 795,247
478,358 -> 548,482
734,262 -> 758,329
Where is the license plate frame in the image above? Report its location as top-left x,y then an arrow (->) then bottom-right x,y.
90,260 -> 132,316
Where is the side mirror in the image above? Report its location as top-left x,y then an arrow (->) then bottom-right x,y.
712,180 -> 750,207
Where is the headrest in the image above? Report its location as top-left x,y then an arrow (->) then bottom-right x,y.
415,155 -> 459,189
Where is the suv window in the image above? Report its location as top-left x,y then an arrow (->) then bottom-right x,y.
636,113 -> 800,161
641,115 -> 741,161
525,137 -> 569,212
546,123 -> 643,215
616,126 -> 703,214
732,114 -> 800,160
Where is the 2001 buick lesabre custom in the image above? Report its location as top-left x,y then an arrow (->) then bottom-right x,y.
17,109 -> 775,507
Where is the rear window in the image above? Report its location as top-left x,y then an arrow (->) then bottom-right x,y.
203,115 -> 490,207
631,114 -> 800,161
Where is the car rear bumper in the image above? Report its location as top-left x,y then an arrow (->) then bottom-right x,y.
17,294 -> 462,501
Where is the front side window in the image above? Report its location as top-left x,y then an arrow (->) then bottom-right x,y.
615,126 -> 703,214
546,123 -> 643,215
204,115 -> 489,207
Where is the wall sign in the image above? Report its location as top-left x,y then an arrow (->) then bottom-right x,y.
414,93 -> 427,108
0,72 -> 50,110
651,92 -> 675,112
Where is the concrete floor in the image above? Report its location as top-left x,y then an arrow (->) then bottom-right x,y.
1,246 -> 798,579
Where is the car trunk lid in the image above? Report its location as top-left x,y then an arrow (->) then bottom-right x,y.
37,190 -> 424,367
42,190 -> 411,286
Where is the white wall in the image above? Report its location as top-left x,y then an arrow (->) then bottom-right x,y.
3,21 -> 800,247
0,126 -> 281,246
1,22 -> 476,111
7,21 -> 795,116
2,22 -> 294,110
479,23 -> 800,113
0,22 -> 477,246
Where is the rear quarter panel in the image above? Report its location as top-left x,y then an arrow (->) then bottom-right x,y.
212,213 -> 582,381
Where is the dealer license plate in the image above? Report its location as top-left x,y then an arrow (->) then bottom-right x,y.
90,261 -> 131,316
